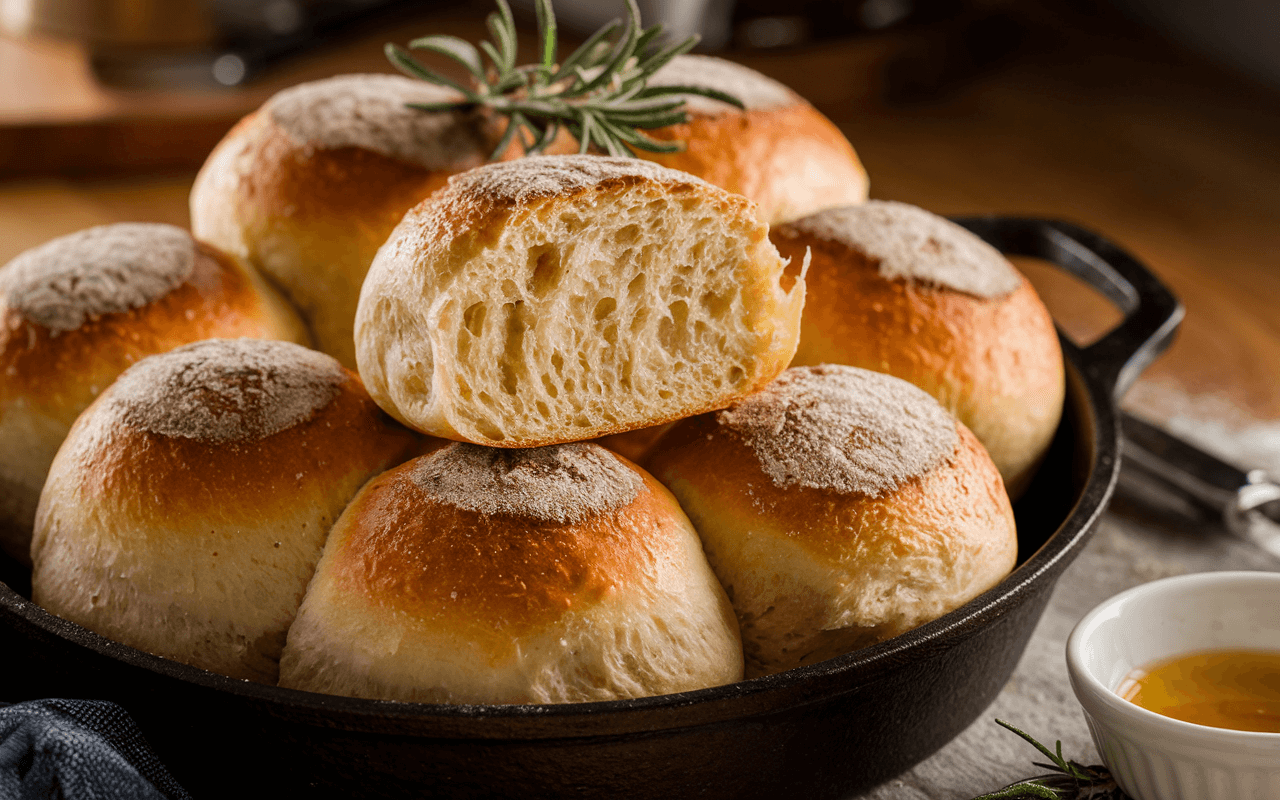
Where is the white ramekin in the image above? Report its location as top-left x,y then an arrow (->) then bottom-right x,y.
1065,570 -> 1280,800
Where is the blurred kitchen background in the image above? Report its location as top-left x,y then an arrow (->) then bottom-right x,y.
2,0 -> 1279,176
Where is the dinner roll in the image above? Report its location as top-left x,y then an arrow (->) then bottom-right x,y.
30,338 -> 419,684
646,365 -> 1017,678
190,74 -> 557,368
0,223 -> 308,564
279,442 -> 743,703
772,201 -> 1065,496
356,154 -> 805,447
640,55 -> 869,224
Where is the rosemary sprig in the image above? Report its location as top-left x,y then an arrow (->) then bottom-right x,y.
970,720 -> 1129,800
385,0 -> 745,159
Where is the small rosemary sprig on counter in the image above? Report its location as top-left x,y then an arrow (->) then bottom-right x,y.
384,0 -> 744,159
970,720 -> 1129,800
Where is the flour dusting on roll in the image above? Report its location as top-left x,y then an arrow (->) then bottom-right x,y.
774,200 -> 1065,496
1,223 -> 196,332
356,154 -> 805,448
280,442 -> 743,704
647,365 -> 1017,677
717,366 -> 958,496
30,338 -> 419,684
0,224 -> 308,564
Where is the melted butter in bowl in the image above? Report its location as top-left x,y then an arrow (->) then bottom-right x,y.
1118,649 -> 1280,733
1066,571 -> 1280,800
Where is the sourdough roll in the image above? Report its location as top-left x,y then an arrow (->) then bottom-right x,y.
640,55 -> 869,224
279,442 -> 743,704
190,74 -> 553,368
30,338 -> 419,684
647,365 -> 1018,678
0,223 -> 309,563
356,154 -> 806,447
773,201 -> 1065,496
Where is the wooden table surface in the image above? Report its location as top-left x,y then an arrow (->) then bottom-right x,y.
2,4 -> 1278,796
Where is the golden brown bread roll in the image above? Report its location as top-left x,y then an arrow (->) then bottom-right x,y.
355,154 -> 805,448
279,442 -> 743,703
772,201 -> 1065,496
30,338 -> 420,684
640,55 -> 869,224
190,60 -> 864,367
0,223 -> 309,563
189,74 -> 541,368
646,365 -> 1017,678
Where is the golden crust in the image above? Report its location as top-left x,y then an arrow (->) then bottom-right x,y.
773,228 -> 1064,496
280,446 -> 744,702
404,155 -> 755,246
648,413 -> 1009,561
30,360 -> 420,683
0,239 -> 309,562
642,103 -> 869,224
646,411 -> 1017,676
65,372 -> 419,528
190,111 -> 473,367
324,458 -> 677,651
0,242 -> 306,418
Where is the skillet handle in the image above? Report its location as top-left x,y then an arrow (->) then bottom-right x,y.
949,216 -> 1184,400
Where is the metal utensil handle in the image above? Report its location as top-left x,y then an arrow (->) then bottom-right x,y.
1123,412 -> 1280,557
949,216 -> 1184,400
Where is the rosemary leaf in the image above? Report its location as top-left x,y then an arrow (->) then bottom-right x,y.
534,0 -> 557,71
408,35 -> 484,79
405,101 -> 472,112
971,781 -> 1062,800
552,20 -> 621,83
596,116 -> 683,154
633,35 -> 700,80
576,113 -> 595,154
486,10 -> 515,74
637,84 -> 746,109
579,0 -> 642,93
619,111 -> 688,129
388,0 -> 745,158
607,95 -> 687,113
385,44 -> 477,99
967,720 -> 1129,800
996,720 -> 1070,771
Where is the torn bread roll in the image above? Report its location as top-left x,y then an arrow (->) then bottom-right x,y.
772,201 -> 1065,496
190,74 -> 563,368
0,223 -> 309,564
647,365 -> 1017,678
279,442 -> 743,703
355,154 -> 806,447
30,338 -> 420,684
640,55 -> 869,224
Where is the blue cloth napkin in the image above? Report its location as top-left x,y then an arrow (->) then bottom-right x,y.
0,699 -> 190,800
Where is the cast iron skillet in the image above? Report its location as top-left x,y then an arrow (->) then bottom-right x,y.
0,217 -> 1182,799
